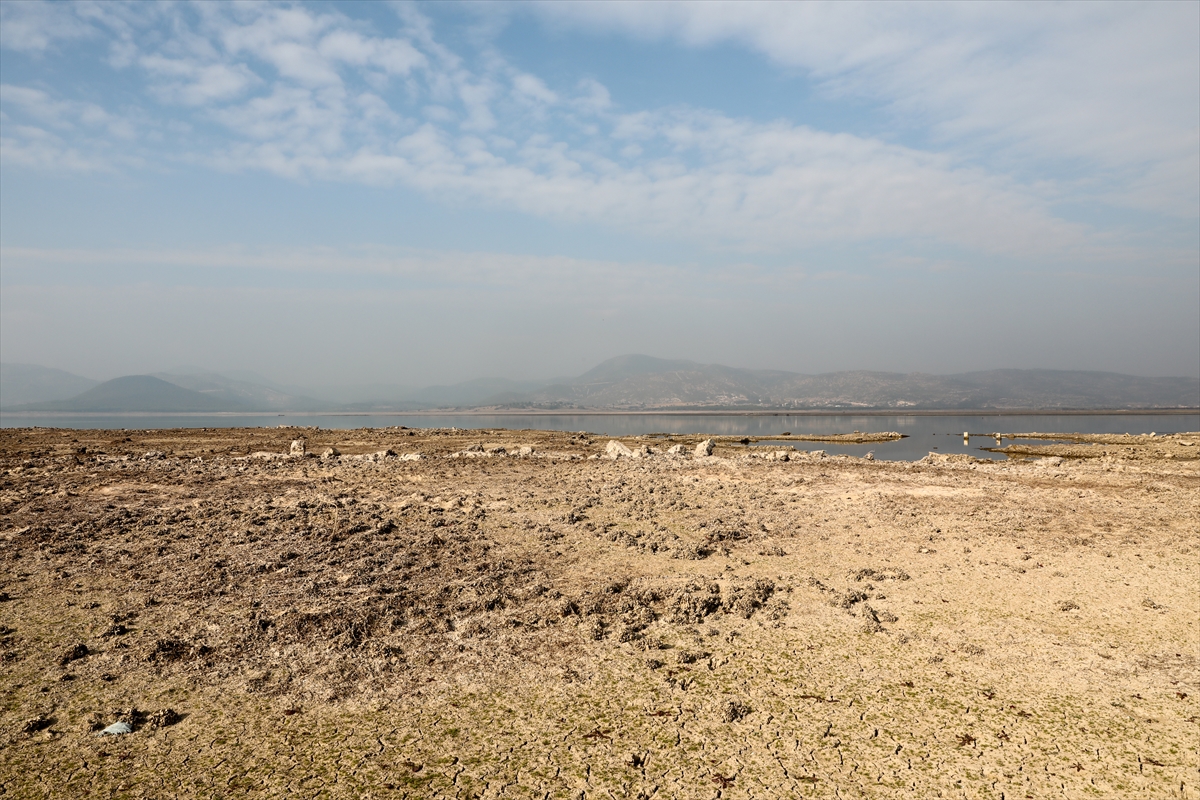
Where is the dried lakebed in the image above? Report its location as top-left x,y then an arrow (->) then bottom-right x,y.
1,427 -> 1197,799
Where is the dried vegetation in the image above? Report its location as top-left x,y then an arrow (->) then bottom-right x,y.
0,425 -> 1197,798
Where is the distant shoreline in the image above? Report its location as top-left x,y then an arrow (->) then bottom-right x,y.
2,408 -> 1197,418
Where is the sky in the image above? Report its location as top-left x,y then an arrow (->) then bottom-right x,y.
1,0 -> 1197,387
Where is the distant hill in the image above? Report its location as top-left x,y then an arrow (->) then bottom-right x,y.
151,372 -> 324,412
0,363 -> 98,408
4,357 -> 1197,413
12,375 -> 243,413
521,355 -> 1199,410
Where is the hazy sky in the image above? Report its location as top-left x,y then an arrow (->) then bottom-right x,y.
1,0 -> 1197,386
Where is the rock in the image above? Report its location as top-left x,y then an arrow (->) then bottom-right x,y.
694,439 -> 715,457
98,722 -> 133,736
606,440 -> 634,459
59,643 -> 88,665
290,439 -> 306,456
486,446 -> 507,455
321,447 -> 340,460
518,446 -> 534,457
20,716 -> 51,735
920,452 -> 976,465
773,450 -> 790,462
667,444 -> 687,456
147,708 -> 182,729
398,453 -> 423,462
464,443 -> 484,453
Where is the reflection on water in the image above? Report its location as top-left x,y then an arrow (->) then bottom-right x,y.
1,412 -> 1194,462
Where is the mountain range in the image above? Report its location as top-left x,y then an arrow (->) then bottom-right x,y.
2,356 -> 1197,413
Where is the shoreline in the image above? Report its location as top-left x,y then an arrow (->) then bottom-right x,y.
3,407 -> 1198,419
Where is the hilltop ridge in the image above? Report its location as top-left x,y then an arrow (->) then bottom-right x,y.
4,356 -> 1197,412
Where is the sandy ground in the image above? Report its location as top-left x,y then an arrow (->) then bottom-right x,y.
0,426 -> 1197,799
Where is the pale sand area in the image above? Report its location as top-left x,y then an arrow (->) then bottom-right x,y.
1,427 -> 1196,798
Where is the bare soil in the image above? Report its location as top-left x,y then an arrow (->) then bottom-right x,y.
1,426 -> 1197,799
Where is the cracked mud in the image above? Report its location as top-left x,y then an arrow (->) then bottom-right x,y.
1,426 -> 1197,798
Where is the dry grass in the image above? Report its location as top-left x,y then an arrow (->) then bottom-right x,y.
1,426 -> 1197,798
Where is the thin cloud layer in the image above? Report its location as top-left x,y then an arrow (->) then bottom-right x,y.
2,1 -> 1172,257
528,1 -> 1200,218
1,1 -> 1197,381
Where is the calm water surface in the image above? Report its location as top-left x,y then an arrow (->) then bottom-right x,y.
2,411 -> 1194,461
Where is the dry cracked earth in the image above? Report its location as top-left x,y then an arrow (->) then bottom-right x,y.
0,426 -> 1197,799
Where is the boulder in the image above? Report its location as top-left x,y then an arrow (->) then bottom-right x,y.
518,445 -> 534,457
694,439 -> 715,457
321,447 -> 340,460
667,444 -> 687,456
606,440 -> 634,459
290,439 -> 306,456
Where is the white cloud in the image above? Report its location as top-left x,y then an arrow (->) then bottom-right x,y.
572,78 -> 612,113
513,73 -> 557,105
1,1 -> 1192,263
140,56 -> 259,105
318,30 -> 426,76
0,84 -> 132,138
0,0 -> 95,53
527,1 -> 1200,217
0,128 -> 111,172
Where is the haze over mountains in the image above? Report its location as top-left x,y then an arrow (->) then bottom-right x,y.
4,357 -> 1197,414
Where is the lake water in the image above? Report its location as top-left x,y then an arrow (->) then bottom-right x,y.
2,411 -> 1195,461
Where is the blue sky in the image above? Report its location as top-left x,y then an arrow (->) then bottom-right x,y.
1,0 -> 1197,385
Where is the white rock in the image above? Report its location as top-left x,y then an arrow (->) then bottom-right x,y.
399,453 -> 423,461
290,439 -> 306,456
321,447 -> 340,460
667,444 -> 687,456
518,445 -> 534,457
605,440 -> 634,459
694,439 -> 715,457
